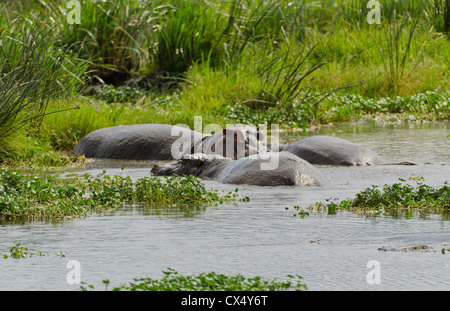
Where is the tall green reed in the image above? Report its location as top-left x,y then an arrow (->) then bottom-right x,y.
341,0 -> 427,27
423,0 -> 450,34
371,5 -> 425,93
40,0 -> 156,83
153,0 -> 226,73
0,16 -> 86,140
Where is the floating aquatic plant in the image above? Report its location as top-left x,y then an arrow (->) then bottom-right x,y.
82,268 -> 307,291
309,179 -> 450,218
0,170 -> 243,222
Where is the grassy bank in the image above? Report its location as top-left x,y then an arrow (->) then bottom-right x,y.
0,0 -> 449,165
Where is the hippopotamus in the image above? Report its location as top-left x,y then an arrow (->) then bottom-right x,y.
194,124 -> 268,160
280,135 -> 382,166
73,123 -> 268,161
73,124 -> 204,160
151,152 -> 327,187
73,124 -> 381,167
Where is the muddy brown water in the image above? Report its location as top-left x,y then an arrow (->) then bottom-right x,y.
0,121 -> 449,291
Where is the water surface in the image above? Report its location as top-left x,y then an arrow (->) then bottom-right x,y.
0,121 -> 449,291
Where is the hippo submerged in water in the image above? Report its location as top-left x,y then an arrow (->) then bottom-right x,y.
73,123 -> 202,160
151,152 -> 327,187
73,123 -> 264,161
280,135 -> 382,166
73,123 -> 382,186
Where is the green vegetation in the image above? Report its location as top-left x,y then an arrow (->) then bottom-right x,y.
0,0 -> 449,165
0,135 -> 84,169
224,90 -> 450,128
286,205 -> 310,217
2,241 -> 66,259
4,1 -> 448,292
81,268 -> 307,291
308,179 -> 450,217
3,242 -> 34,259
0,169 -> 242,222
0,14 -> 86,163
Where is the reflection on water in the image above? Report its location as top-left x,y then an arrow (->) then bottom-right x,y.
0,121 -> 449,291
134,203 -> 210,219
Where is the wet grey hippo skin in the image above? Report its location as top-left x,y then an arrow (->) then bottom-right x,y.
281,135 -> 382,166
151,152 -> 327,187
194,124 -> 267,160
74,124 -> 381,166
74,123 -> 267,161
73,124 -> 203,160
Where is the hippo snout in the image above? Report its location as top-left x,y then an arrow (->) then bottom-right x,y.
151,162 -> 180,176
151,155 -> 207,176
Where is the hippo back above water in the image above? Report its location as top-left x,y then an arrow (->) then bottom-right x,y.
73,123 -> 268,161
151,152 -> 328,187
282,135 -> 382,166
73,124 -> 381,167
73,124 -> 203,160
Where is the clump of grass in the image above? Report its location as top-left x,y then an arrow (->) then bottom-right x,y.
0,170 -> 242,222
0,16 -> 86,139
83,268 -> 306,291
0,13 -> 87,163
47,0 -> 153,82
423,0 -> 450,34
153,0 -> 226,73
372,8 -> 423,95
310,179 -> 450,217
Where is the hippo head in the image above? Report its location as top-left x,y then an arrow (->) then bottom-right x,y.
201,125 -> 267,160
151,153 -> 231,177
